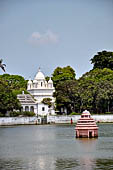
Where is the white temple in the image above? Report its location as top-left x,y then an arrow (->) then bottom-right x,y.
28,68 -> 55,116
17,68 -> 55,116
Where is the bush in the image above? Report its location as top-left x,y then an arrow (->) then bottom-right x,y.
22,111 -> 35,117
0,113 -> 4,117
69,112 -> 80,115
105,112 -> 113,114
10,111 -> 22,117
9,111 -> 36,117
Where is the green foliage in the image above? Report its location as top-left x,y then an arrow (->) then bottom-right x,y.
13,88 -> 29,96
78,68 -> 113,113
52,66 -> 76,87
53,62 -> 113,114
105,112 -> 113,114
91,50 -> 113,70
45,76 -> 50,82
69,112 -> 80,115
54,80 -> 80,114
10,111 -> 22,117
0,59 -> 6,72
42,98 -> 52,108
0,74 -> 27,90
0,78 -> 21,115
23,111 -> 35,117
0,74 -> 28,115
9,111 -> 35,117
52,66 -> 77,114
81,68 -> 113,82
0,113 -> 4,117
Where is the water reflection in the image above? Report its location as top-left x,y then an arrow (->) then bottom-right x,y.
35,156 -> 55,170
76,138 -> 97,170
1,157 -> 113,170
0,158 -> 25,170
0,124 -> 113,170
95,159 -> 113,170
55,158 -> 79,170
75,138 -> 98,158
76,138 -> 97,148
55,158 -> 113,170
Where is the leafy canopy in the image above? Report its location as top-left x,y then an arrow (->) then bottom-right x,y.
91,50 -> 113,70
42,98 -> 52,108
0,78 -> 21,115
52,66 -> 76,87
78,68 -> 113,113
0,74 -> 28,95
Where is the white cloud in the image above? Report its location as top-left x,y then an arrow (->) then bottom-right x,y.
29,30 -> 59,45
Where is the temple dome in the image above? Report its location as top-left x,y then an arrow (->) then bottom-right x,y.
48,77 -> 53,83
82,110 -> 90,115
33,79 -> 38,83
28,79 -> 32,84
35,69 -> 45,80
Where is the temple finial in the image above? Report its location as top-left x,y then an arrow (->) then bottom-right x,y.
38,67 -> 41,72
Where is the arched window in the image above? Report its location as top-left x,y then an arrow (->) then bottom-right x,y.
30,106 -> 34,112
41,82 -> 43,87
25,106 -> 29,112
42,107 -> 45,111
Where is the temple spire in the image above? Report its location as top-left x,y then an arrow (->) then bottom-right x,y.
38,67 -> 41,72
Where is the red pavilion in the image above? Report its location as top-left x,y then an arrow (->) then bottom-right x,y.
75,110 -> 98,138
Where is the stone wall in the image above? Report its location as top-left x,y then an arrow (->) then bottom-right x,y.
1,115 -> 113,126
0,117 -> 38,126
47,115 -> 113,124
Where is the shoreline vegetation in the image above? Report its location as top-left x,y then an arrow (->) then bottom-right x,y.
1,50 -> 113,116
1,112 -> 113,118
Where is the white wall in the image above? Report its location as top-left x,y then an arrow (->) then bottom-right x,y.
0,117 -> 38,125
1,115 -> 113,126
38,103 -> 49,116
47,115 -> 113,124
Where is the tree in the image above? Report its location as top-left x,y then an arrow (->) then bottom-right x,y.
0,59 -> 6,72
78,68 -> 113,113
42,98 -> 52,108
95,80 -> 113,113
45,76 -> 50,82
91,50 -> 113,70
52,66 -> 76,87
53,80 -> 80,114
0,78 -> 21,115
52,66 -> 77,114
0,74 -> 27,95
0,74 -> 28,116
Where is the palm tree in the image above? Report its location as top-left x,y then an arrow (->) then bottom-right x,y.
0,59 -> 6,72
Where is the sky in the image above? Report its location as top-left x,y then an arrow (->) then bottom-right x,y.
0,0 -> 113,79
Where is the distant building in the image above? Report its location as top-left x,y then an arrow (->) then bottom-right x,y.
17,68 -> 55,116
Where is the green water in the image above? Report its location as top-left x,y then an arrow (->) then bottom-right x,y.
0,124 -> 113,170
